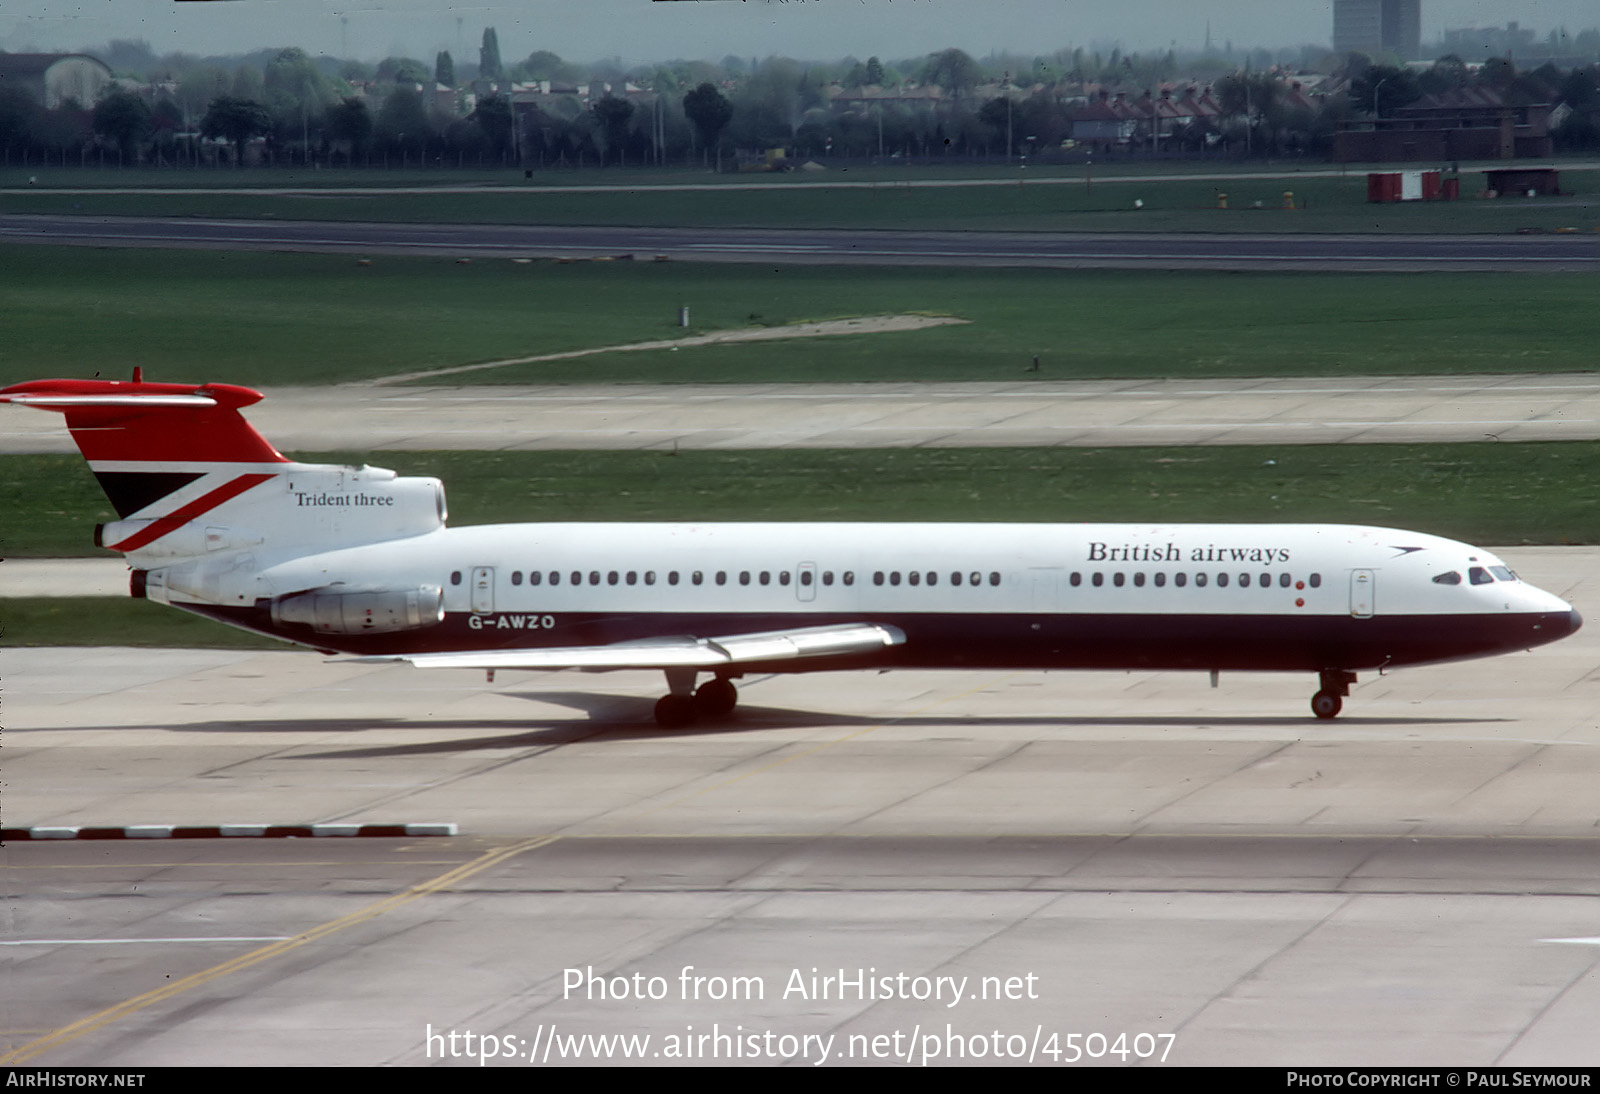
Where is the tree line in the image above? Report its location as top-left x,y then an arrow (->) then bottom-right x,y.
2,36 -> 1597,169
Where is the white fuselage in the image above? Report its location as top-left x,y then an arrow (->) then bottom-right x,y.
156,520 -> 1578,676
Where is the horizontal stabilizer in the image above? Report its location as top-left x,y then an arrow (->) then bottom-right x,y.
0,393 -> 218,407
352,622 -> 906,672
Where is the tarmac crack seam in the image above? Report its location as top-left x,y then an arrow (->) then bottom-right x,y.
1115,738 -> 1300,835
583,672 -> 1020,835
1163,891 -> 1358,1044
0,834 -> 557,1065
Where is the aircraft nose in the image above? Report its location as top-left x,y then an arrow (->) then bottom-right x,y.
1533,607 -> 1582,644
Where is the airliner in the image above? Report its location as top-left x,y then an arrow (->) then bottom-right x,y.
3,375 -> 1581,725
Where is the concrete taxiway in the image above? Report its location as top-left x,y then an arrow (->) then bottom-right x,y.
4,548 -> 1597,1066
6,215 -> 1599,270
6,374 -> 1600,455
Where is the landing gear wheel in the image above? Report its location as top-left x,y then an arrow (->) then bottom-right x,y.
1311,690 -> 1342,720
654,693 -> 697,728
694,678 -> 737,719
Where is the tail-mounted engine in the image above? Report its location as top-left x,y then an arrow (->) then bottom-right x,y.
270,585 -> 445,635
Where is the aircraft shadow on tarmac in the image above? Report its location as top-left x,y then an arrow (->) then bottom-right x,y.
28,688 -> 1511,760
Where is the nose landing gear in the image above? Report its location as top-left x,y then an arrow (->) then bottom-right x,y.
1312,669 -> 1357,719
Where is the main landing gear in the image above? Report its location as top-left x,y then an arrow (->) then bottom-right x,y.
653,668 -> 739,728
1311,669 -> 1357,720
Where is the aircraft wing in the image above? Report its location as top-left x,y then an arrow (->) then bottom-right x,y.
352,622 -> 906,671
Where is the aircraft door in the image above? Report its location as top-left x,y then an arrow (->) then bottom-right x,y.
1350,569 -> 1374,618
471,567 -> 495,613
797,561 -> 817,602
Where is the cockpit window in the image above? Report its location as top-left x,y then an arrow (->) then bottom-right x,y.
1468,566 -> 1493,585
1432,571 -> 1461,585
1490,566 -> 1517,582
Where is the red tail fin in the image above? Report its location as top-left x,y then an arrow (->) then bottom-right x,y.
2,378 -> 287,520
0,378 -> 286,464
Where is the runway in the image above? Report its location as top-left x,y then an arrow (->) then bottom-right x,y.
7,373 -> 1600,455
4,548 -> 1598,1066
5,214 -> 1598,270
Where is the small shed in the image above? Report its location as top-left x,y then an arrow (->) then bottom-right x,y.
1482,168 -> 1561,197
1367,170 -> 1441,203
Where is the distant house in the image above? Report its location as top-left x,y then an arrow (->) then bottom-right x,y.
1334,85 -> 1555,162
1071,88 -> 1224,148
0,52 -> 113,108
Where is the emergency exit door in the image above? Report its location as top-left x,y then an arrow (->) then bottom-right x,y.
1350,569 -> 1374,618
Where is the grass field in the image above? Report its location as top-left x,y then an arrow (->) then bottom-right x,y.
7,443 -> 1598,561
4,161 -> 1597,233
3,247 -> 1596,389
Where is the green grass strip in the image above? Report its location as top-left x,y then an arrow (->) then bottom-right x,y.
4,164 -> 1596,234
0,597 -> 286,649
6,444 -> 1597,560
3,248 -> 1597,388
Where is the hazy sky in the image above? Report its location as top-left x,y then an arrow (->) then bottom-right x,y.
4,2 -> 1595,66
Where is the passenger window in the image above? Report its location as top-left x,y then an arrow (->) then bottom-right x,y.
669,571 -> 679,585
1469,567 -> 1493,585
1196,573 -> 1208,587
644,571 -> 655,586
799,571 -> 810,586
549,572 -> 560,586
1433,572 -> 1462,585
1278,572 -> 1291,588
739,571 -> 750,586
1309,573 -> 1321,588
1175,573 -> 1187,587
926,572 -> 936,586
890,572 -> 901,586
1092,572 -> 1104,587
989,572 -> 1000,586
450,571 -> 462,586
716,572 -> 726,585
874,572 -> 885,586
626,571 -> 637,585
1154,572 -> 1166,587
571,571 -> 581,586
511,571 -> 523,585
952,572 -> 963,586
607,571 -> 619,586
1133,573 -> 1145,587
759,571 -> 770,586
970,572 -> 982,587
530,571 -> 542,586
780,571 -> 791,586
1217,573 -> 1229,588
1113,572 -> 1125,587
843,572 -> 855,586
692,571 -> 703,586
908,571 -> 920,586
822,572 -> 834,586
1069,572 -> 1081,587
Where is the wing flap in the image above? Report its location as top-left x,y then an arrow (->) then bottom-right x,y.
352,622 -> 905,672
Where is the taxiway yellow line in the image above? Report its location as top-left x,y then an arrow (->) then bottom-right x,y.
1,835 -> 557,1064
